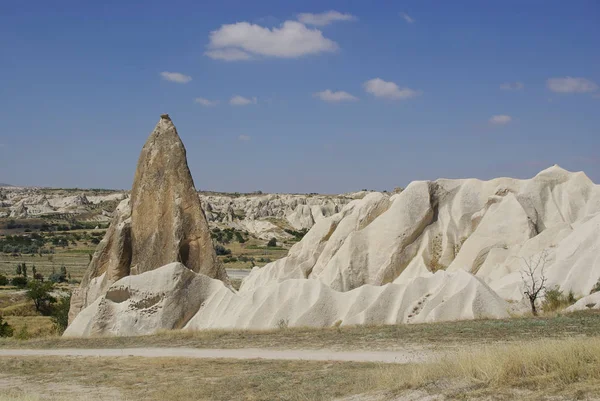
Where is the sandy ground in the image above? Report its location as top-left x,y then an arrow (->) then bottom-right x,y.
0,347 -> 433,364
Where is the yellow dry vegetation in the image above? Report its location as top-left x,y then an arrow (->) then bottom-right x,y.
0,338 -> 599,400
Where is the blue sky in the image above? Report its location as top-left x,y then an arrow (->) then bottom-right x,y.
1,0 -> 599,193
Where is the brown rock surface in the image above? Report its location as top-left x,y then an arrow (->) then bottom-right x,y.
69,115 -> 228,323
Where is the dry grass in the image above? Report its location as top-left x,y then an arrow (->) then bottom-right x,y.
3,316 -> 56,339
0,356 -> 398,401
1,338 -> 599,400
3,310 -> 599,350
400,337 -> 600,391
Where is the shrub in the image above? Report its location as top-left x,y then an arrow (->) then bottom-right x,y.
214,244 -> 232,256
234,231 -> 246,243
26,280 -> 56,315
51,293 -> 72,334
276,318 -> 289,330
11,276 -> 28,288
48,272 -> 67,283
591,280 -> 600,294
267,238 -> 277,247
0,316 -> 13,337
543,286 -> 576,312
0,274 -> 8,286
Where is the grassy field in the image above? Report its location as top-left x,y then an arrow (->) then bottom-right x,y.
216,237 -> 289,269
2,310 -> 599,350
0,237 -> 96,282
1,337 -> 599,400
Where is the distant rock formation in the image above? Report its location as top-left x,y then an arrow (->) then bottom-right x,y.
68,115 -> 228,323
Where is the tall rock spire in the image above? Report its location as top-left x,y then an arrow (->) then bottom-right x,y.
69,115 -> 228,323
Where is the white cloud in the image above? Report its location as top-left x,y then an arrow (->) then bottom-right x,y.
297,11 -> 357,26
160,71 -> 192,84
314,89 -> 358,102
206,21 -> 338,60
238,135 -> 251,141
204,48 -> 252,61
500,82 -> 524,91
230,95 -> 257,106
194,97 -> 218,106
547,77 -> 598,93
489,115 -> 512,125
400,12 -> 415,24
363,78 -> 420,100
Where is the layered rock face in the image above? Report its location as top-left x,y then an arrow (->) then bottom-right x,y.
68,115 -> 228,323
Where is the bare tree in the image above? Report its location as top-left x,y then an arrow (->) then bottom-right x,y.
520,250 -> 549,316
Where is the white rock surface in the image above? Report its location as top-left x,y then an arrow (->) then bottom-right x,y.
244,166 -> 600,301
65,263 -> 510,336
565,292 -> 600,312
65,263 -> 221,337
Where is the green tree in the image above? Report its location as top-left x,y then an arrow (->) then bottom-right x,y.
0,274 -> 8,286
11,276 -> 28,288
21,263 -> 27,278
26,280 -> 56,315
267,238 -> 277,247
31,265 -> 37,277
51,293 -> 72,334
15,264 -> 22,276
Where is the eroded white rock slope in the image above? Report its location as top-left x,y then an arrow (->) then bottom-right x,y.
65,262 -> 509,336
65,166 -> 600,337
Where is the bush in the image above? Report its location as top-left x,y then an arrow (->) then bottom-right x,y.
26,280 -> 56,315
267,238 -> 277,247
51,293 -> 71,334
11,276 -> 28,288
214,244 -> 232,256
543,286 -> 576,312
234,232 -> 246,243
0,316 -> 13,337
591,280 -> 600,294
48,272 -> 67,283
0,274 -> 8,286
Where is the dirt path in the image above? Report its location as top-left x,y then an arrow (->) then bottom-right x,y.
0,347 -> 434,364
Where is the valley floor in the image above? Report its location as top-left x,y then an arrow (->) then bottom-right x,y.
1,311 -> 600,400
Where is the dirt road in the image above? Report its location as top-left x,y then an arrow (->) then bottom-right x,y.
0,347 -> 433,364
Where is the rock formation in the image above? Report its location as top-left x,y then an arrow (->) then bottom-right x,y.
243,166 -> 600,300
65,264 -> 508,336
68,115 -> 228,323
66,159 -> 600,337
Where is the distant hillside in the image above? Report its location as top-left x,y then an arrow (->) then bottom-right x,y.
0,183 -> 12,187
